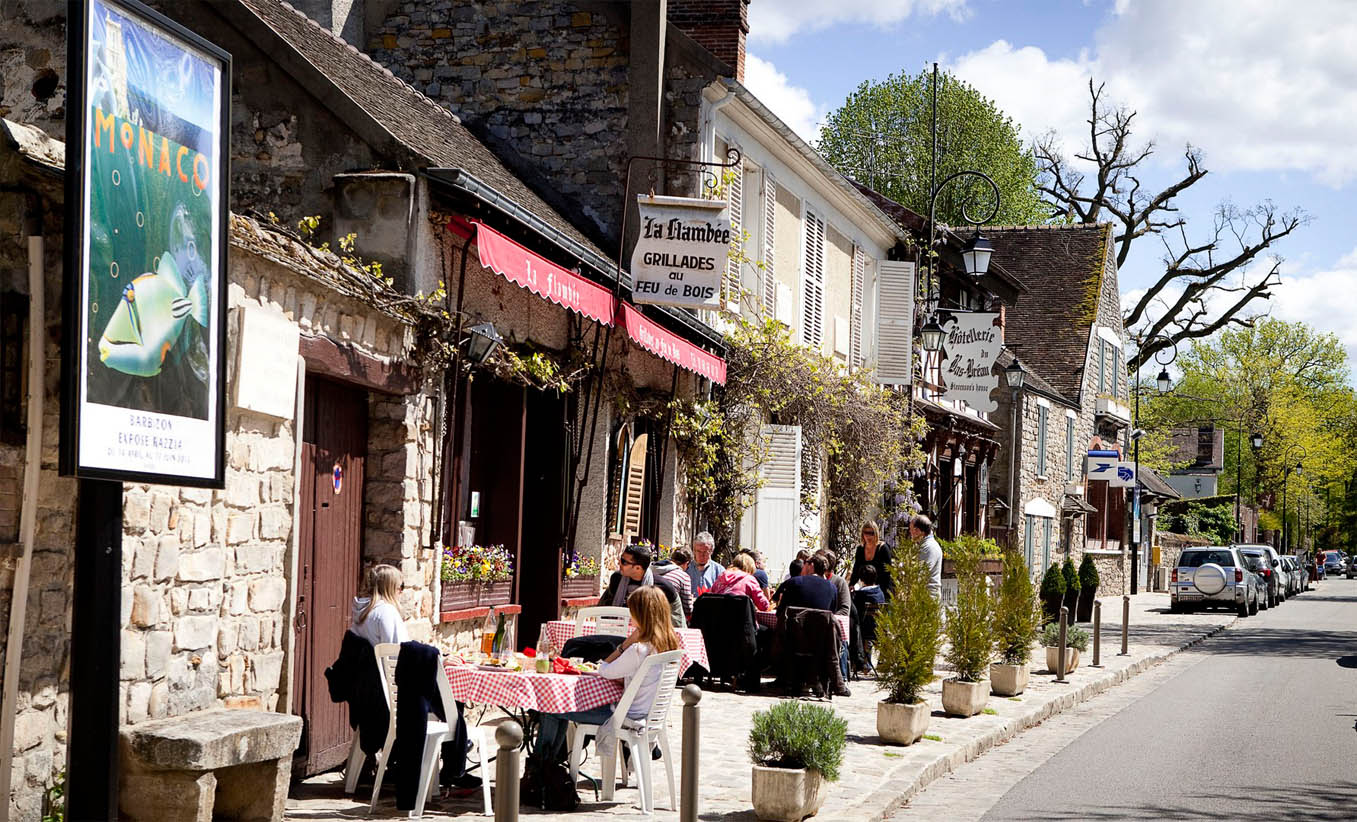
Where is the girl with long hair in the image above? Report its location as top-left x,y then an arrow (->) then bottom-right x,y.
350,563 -> 410,646
533,586 -> 678,762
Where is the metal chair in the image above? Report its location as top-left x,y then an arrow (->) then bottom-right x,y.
575,605 -> 631,637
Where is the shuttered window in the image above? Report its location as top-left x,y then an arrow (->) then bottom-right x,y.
1065,416 -> 1076,481
755,425 -> 801,586
850,245 -> 865,369
874,261 -> 914,384
1024,514 -> 1035,570
725,160 -> 743,313
1042,517 -> 1053,572
620,433 -> 649,540
762,173 -> 777,320
1098,340 -> 1108,393
1037,404 -> 1049,477
1112,345 -> 1122,400
802,210 -> 825,349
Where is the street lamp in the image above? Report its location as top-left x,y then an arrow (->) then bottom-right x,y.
921,317 -> 947,353
1251,432 -> 1263,450
1156,367 -> 1172,394
961,232 -> 994,279
1248,432 -> 1263,541
1005,355 -> 1026,540
1281,444 -> 1307,553
464,320 -> 504,364
1131,334 -> 1178,593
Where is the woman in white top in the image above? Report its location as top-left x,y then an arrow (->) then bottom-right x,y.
533,586 -> 680,762
350,564 -> 410,647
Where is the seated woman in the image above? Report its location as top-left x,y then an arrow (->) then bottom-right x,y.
350,563 -> 410,646
708,552 -> 772,611
534,586 -> 681,763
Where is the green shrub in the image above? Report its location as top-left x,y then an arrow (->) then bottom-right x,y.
1040,622 -> 1090,652
1078,553 -> 1100,591
994,550 -> 1042,665
1040,563 -> 1065,598
943,549 -> 994,682
876,552 -> 944,704
1062,557 -> 1080,593
940,534 -> 1003,558
748,701 -> 848,781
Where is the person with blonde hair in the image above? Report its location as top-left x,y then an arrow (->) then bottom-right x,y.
350,563 -> 410,646
708,551 -> 771,611
533,586 -> 680,762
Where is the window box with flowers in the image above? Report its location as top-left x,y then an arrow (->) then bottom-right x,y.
561,550 -> 601,599
440,544 -> 514,613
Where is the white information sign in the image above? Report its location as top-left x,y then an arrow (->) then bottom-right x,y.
234,306 -> 299,419
629,194 -> 731,309
938,312 -> 1003,413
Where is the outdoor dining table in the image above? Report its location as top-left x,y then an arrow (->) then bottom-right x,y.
443,661 -> 624,714
754,609 -> 851,642
543,619 -> 710,674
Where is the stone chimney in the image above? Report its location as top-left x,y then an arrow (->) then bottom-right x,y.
668,0 -> 750,81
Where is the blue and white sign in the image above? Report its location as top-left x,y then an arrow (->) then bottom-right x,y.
1086,457 -> 1136,488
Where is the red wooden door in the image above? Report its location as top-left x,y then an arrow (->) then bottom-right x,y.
293,375 -> 368,776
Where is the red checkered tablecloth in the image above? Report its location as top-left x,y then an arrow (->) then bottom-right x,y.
754,610 -> 850,642
543,620 -> 709,674
443,664 -> 624,713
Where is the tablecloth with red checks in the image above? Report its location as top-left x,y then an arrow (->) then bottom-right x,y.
542,620 -> 709,674
753,609 -> 850,642
443,664 -> 624,713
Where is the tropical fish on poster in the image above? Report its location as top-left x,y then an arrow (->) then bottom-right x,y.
97,246 -> 209,378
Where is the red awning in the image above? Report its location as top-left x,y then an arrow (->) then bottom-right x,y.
449,219 -> 726,384
466,219 -> 616,326
619,303 -> 727,385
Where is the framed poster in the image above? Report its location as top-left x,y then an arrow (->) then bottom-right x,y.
62,0 -> 230,486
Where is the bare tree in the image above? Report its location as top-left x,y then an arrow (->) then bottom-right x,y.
1036,80 -> 1307,372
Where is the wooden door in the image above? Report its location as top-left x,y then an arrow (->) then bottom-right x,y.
293,375 -> 368,776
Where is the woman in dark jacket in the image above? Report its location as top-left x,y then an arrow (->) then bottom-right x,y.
848,520 -> 894,600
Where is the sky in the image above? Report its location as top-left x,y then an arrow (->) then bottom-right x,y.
741,0 -> 1357,376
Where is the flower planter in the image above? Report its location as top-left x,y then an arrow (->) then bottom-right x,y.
941,678 -> 989,717
560,575 -> 600,600
1045,646 -> 1080,674
941,558 -> 1004,578
1076,587 -> 1097,622
989,662 -> 1029,697
439,580 -> 512,613
751,764 -> 826,821
876,700 -> 930,746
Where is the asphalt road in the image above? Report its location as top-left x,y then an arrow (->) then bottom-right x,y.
983,578 -> 1357,821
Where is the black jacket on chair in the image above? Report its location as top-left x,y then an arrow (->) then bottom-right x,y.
690,593 -> 759,683
393,641 -> 468,811
780,607 -> 846,698
324,630 -> 388,755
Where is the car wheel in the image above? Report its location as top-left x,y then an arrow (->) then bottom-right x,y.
1249,593 -> 1259,615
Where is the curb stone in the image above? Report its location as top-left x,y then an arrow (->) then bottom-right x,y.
816,615 -> 1237,822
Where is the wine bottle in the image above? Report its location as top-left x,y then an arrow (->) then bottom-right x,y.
492,611 -> 507,657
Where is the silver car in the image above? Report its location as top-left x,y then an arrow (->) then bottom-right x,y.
1237,545 -> 1283,607
1171,546 -> 1259,617
1279,555 -> 1302,595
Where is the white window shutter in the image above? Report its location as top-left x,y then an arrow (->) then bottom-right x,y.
754,424 -> 801,584
621,433 -> 649,540
762,173 -> 777,320
802,211 -> 825,349
725,162 -> 743,313
775,282 -> 794,326
874,261 -> 915,385
850,245 -> 865,369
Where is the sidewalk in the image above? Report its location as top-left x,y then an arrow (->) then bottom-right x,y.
286,592 -> 1233,820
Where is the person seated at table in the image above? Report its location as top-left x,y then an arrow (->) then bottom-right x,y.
772,550 -> 813,605
651,548 -> 694,623
350,563 -> 410,646
739,550 -> 772,599
687,532 -> 724,596
599,544 -> 685,628
708,552 -> 772,611
816,549 -> 853,617
777,553 -> 838,613
853,564 -> 886,605
534,586 -> 680,763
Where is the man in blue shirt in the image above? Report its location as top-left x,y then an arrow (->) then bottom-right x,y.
687,531 -> 723,595
777,553 -> 838,612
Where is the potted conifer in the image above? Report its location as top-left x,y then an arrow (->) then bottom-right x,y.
1041,621 -> 1089,673
749,701 -> 847,821
875,552 -> 943,745
941,548 -> 995,717
1077,553 -> 1100,622
1061,557 -> 1081,619
1040,563 -> 1066,623
991,550 -> 1041,696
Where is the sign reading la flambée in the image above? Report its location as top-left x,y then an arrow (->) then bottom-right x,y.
630,194 -> 731,309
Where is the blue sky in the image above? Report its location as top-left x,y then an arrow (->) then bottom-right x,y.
742,0 -> 1357,372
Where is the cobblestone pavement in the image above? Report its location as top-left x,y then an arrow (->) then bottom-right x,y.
286,593 -> 1233,820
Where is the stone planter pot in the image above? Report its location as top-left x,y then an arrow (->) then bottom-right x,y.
560,575 -> 599,600
1076,587 -> 1097,622
941,678 -> 989,717
876,700 -> 930,746
439,580 -> 512,613
1045,646 -> 1080,674
751,764 -> 826,821
989,662 -> 1029,696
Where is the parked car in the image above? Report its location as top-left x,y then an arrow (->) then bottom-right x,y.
1171,546 -> 1260,617
1323,550 -> 1345,578
1280,555 -> 1302,595
1237,545 -> 1283,607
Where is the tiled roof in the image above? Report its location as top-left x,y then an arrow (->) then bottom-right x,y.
230,0 -> 611,263
987,223 -> 1115,401
997,347 -> 1074,407
1140,465 -> 1182,499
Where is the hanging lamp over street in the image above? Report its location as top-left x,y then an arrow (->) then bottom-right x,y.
962,232 -> 994,278
921,317 -> 946,353
1004,355 -> 1026,389
465,321 -> 504,364
1156,367 -> 1172,393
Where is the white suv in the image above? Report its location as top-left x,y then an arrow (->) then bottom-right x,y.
1171,546 -> 1259,617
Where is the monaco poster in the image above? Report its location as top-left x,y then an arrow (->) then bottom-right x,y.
67,0 -> 228,485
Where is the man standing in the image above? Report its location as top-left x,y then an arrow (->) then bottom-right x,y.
910,515 -> 943,600
687,531 -> 724,596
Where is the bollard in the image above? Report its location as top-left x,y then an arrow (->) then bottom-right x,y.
681,684 -> 703,822
1055,607 -> 1068,682
495,720 -> 523,822
1091,600 -> 1103,667
1119,594 -> 1130,656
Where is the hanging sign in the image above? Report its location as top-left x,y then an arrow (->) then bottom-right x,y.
62,0 -> 231,487
937,312 -> 1003,413
629,194 -> 731,309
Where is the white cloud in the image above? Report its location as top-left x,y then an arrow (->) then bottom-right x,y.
743,54 -> 826,144
950,0 -> 1357,183
1271,250 -> 1357,366
748,0 -> 969,45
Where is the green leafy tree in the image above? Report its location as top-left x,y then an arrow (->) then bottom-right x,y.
994,551 -> 1042,665
943,547 -> 995,682
818,69 -> 1046,226
1061,557 -> 1080,594
1078,552 -> 1100,592
877,552 -> 944,703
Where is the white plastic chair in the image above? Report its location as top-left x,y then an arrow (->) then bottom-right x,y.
575,605 -> 632,636
367,644 -> 459,819
567,649 -> 683,814
342,642 -> 398,797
